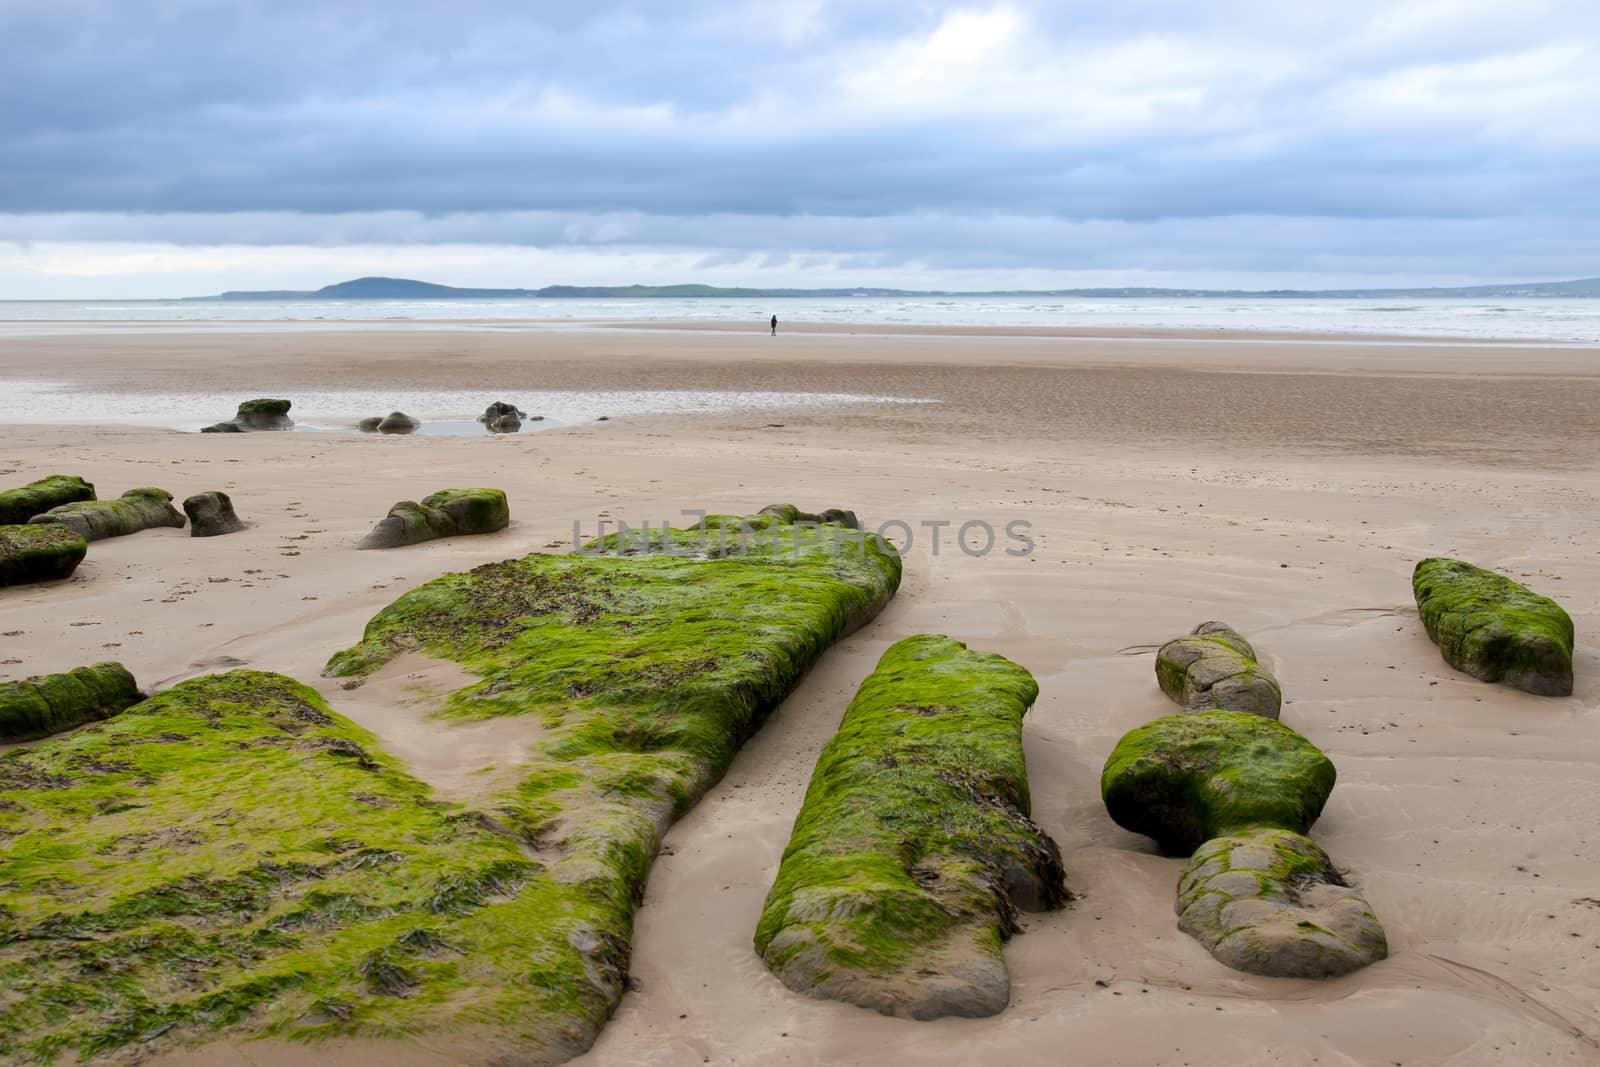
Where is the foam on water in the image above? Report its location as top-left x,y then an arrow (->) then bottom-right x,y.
0,383 -> 933,431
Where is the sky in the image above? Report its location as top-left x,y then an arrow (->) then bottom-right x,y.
3,0 -> 1599,297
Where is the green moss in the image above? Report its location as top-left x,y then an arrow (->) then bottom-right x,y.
0,670 -> 616,1064
754,635 -> 1065,1019
357,488 -> 509,549
0,663 -> 142,742
1412,557 -> 1574,696
322,508 -> 899,1036
29,488 -> 186,542
0,477 -> 95,526
1101,711 -> 1336,856
0,524 -> 88,587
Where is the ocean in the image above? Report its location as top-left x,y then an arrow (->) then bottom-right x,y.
2,295 -> 1600,343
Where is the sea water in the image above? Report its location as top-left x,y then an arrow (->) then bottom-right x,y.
2,295 -> 1600,342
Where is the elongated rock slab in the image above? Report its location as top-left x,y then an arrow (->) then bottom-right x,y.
1413,557 -> 1574,696
322,507 -> 901,1057
1156,621 -> 1282,719
0,475 -> 95,525
29,487 -> 186,541
0,670 -> 608,1064
357,487 -> 509,549
1102,710 -> 1385,977
755,634 -> 1065,1020
0,523 -> 88,586
0,661 -> 141,741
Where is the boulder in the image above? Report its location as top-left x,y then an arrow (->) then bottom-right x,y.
376,411 -> 420,434
0,475 -> 96,525
357,487 -> 509,549
233,398 -> 294,430
1177,827 -> 1387,978
183,491 -> 245,537
0,524 -> 88,586
1156,621 -> 1282,719
477,401 -> 527,424
759,503 -> 861,530
1413,557 -> 1574,696
30,487 -> 187,541
0,662 -> 143,741
1101,710 -> 1335,856
755,635 -> 1065,1019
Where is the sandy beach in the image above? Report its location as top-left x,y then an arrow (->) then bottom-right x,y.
2,323 -> 1597,1066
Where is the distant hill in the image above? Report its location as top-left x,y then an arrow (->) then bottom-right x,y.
190,275 -> 1600,301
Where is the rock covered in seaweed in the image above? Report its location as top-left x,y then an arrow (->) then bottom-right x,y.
1101,711 -> 1335,856
760,503 -> 861,530
1412,557 -> 1574,696
233,397 -> 294,430
29,487 -> 186,541
0,669 -> 603,1063
357,487 -> 510,549
0,662 -> 142,741
1177,827 -> 1387,978
0,523 -> 88,586
320,507 -> 902,1056
755,634 -> 1065,1020
0,475 -> 96,525
183,491 -> 245,537
1156,621 -> 1282,719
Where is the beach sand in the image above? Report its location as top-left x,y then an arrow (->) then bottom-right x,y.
1,324 -> 1596,1066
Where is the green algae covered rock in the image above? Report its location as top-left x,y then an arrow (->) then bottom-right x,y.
1413,557 -> 1574,696
234,397 -> 294,429
322,507 -> 901,1050
357,487 -> 510,549
0,475 -> 95,525
0,670 -> 623,1065
0,523 -> 88,586
0,662 -> 142,741
1101,711 -> 1335,857
1156,621 -> 1282,719
29,487 -> 186,542
755,634 -> 1065,1020
1176,827 -> 1387,978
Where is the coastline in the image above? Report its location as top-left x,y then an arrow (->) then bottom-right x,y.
1,324 -> 1596,1065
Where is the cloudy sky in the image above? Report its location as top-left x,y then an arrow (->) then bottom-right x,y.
3,0 -> 1599,297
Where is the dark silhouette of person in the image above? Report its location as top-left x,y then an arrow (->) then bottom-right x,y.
770,314 -> 778,336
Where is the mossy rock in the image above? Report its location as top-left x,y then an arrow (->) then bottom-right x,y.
0,523 -> 88,587
29,487 -> 186,542
1412,557 -> 1574,696
755,635 -> 1065,1020
357,488 -> 509,549
233,398 -> 294,430
0,670 -> 622,1064
1101,711 -> 1335,856
1177,827 -> 1387,978
320,507 -> 900,1051
0,662 -> 142,742
184,491 -> 245,537
1156,621 -> 1282,719
759,503 -> 860,530
0,476 -> 96,526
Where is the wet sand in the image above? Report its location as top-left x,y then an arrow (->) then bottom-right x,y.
1,324 -> 1596,1066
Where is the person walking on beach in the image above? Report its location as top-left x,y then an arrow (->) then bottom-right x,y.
770,314 -> 778,336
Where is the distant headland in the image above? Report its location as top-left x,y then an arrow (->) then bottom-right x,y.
188,275 -> 1600,301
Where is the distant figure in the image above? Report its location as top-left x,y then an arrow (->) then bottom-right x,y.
770,314 -> 778,336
